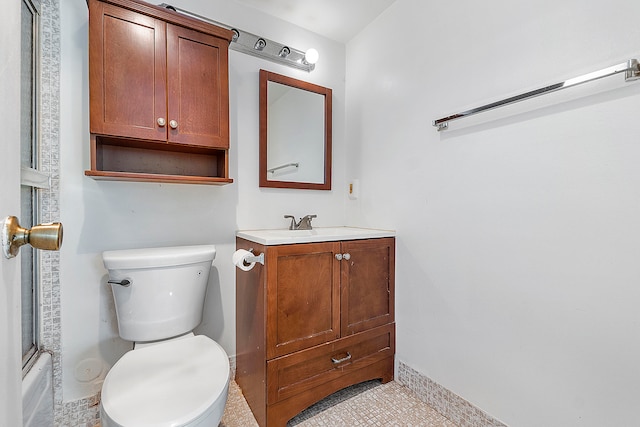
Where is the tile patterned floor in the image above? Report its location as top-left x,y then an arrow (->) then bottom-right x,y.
221,379 -> 458,427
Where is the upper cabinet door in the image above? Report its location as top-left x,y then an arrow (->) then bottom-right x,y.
166,24 -> 230,148
340,238 -> 395,336
89,0 -> 167,141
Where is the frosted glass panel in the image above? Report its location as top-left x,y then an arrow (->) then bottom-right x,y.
20,187 -> 34,358
21,0 -> 38,362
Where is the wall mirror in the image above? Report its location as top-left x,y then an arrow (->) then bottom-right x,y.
259,69 -> 332,190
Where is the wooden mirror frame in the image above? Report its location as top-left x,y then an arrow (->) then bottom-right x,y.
259,70 -> 332,190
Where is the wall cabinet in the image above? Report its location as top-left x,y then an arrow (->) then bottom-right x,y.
236,237 -> 395,427
86,0 -> 233,184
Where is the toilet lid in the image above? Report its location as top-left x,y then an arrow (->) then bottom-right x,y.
102,335 -> 229,427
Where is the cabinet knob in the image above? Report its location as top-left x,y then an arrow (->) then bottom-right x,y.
343,253 -> 351,261
169,120 -> 178,129
335,253 -> 343,261
157,118 -> 166,127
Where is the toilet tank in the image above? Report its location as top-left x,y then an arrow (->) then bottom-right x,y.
102,245 -> 216,342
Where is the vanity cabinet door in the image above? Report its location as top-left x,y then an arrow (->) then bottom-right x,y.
266,242 -> 341,359
89,0 -> 167,142
166,24 -> 229,148
340,238 -> 395,336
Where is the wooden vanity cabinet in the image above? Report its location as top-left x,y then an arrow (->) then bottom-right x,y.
86,0 -> 233,184
236,237 -> 395,427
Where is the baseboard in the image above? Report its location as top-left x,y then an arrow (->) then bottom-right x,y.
397,361 -> 508,427
55,394 -> 101,427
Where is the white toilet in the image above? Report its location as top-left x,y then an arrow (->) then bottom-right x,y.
100,245 -> 230,427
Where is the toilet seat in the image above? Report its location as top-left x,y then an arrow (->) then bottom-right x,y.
101,335 -> 230,427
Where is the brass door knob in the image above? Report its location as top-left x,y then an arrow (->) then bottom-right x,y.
2,216 -> 63,259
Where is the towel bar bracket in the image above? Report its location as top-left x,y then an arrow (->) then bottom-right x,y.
625,59 -> 640,82
436,122 -> 448,132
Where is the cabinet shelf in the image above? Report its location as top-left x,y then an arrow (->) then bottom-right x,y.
86,135 -> 232,185
84,170 -> 233,185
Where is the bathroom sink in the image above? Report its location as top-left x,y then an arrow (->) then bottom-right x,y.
236,226 -> 395,245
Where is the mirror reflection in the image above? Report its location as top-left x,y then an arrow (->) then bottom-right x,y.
267,81 -> 325,183
259,70 -> 332,190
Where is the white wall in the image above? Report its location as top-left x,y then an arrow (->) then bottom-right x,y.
59,0 -> 345,401
346,0 -> 640,425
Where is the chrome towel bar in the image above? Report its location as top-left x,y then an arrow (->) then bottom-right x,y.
267,162 -> 299,174
433,58 -> 640,131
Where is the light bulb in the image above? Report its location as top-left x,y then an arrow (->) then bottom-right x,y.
304,48 -> 319,65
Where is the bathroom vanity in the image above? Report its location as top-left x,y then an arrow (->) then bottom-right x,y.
235,227 -> 395,427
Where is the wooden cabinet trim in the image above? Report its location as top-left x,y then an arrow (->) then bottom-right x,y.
84,170 -> 233,184
266,357 -> 394,427
91,0 -> 234,42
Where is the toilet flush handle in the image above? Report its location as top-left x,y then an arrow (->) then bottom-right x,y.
108,279 -> 131,287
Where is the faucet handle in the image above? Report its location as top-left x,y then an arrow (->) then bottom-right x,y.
297,214 -> 317,230
284,215 -> 296,230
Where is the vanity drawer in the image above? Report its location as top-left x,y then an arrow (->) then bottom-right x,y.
266,323 -> 395,405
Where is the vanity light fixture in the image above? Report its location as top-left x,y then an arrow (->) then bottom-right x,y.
159,3 -> 317,72
254,38 -> 266,51
278,46 -> 291,58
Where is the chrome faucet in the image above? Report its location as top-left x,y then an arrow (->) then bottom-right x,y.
284,214 -> 317,230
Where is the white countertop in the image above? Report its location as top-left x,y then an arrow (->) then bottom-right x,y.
236,226 -> 395,246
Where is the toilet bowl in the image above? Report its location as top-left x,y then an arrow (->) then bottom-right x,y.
100,245 -> 229,427
101,334 -> 229,427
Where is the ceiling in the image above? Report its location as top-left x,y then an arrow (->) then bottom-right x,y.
233,0 -> 397,43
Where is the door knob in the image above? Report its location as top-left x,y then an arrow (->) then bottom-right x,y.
2,216 -> 63,259
157,117 -> 166,127
169,120 -> 178,129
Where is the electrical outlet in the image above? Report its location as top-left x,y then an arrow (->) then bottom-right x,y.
348,179 -> 359,200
